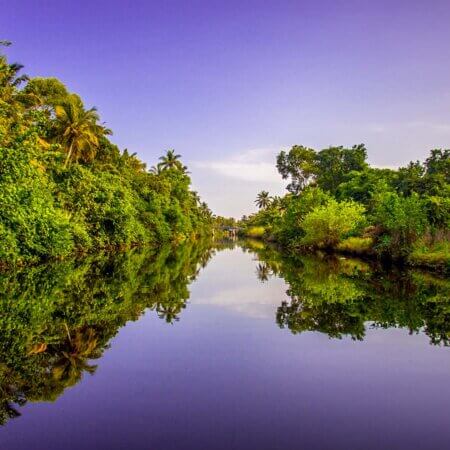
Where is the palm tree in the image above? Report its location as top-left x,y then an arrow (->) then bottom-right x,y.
255,191 -> 272,209
191,191 -> 201,205
51,327 -> 101,389
149,163 -> 164,175
0,42 -> 28,92
256,262 -> 272,282
199,201 -> 212,219
122,149 -> 146,172
159,149 -> 182,170
53,95 -> 111,167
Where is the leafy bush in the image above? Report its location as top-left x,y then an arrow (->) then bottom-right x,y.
273,188 -> 331,244
372,192 -> 427,259
301,199 -> 366,248
245,226 -> 266,238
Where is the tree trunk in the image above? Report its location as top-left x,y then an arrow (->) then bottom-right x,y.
64,142 -> 74,168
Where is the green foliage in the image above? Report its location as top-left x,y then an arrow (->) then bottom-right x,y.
372,192 -> 427,259
0,137 -> 73,263
276,145 -> 317,194
246,140 -> 448,267
410,239 -> 450,271
301,199 -> 366,248
423,194 -> 450,230
0,47 -> 212,265
244,226 -> 266,238
272,188 -> 331,245
57,166 -> 147,247
337,168 -> 396,206
275,144 -> 368,195
315,144 -> 368,194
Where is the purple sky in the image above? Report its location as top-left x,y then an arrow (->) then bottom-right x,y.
3,0 -> 450,217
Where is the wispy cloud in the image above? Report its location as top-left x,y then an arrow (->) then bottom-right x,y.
364,121 -> 450,135
193,148 -> 282,183
405,121 -> 450,133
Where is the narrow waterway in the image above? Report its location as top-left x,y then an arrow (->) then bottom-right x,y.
1,243 -> 450,450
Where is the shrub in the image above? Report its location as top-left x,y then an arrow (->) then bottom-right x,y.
372,192 -> 428,259
273,187 -> 331,244
245,226 -> 266,238
301,199 -> 366,248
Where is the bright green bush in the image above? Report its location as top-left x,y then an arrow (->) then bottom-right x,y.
57,166 -> 147,248
301,199 -> 366,248
245,226 -> 266,238
273,187 -> 331,244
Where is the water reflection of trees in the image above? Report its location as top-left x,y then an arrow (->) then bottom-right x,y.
243,242 -> 450,345
0,241 -> 214,425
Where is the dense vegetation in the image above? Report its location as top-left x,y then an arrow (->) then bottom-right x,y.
242,144 -> 449,271
0,43 -> 212,266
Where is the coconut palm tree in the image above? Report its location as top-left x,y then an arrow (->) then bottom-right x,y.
51,327 -> 101,389
0,41 -> 28,92
121,149 -> 146,172
53,95 -> 111,167
159,149 -> 182,170
256,262 -> 272,282
255,191 -> 272,209
191,191 -> 201,205
149,163 -> 164,175
199,201 -> 213,220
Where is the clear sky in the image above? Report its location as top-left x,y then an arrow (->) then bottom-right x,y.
2,0 -> 450,217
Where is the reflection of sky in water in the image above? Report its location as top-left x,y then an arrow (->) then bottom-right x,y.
3,246 -> 450,450
190,247 -> 290,319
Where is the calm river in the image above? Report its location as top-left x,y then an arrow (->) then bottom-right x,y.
1,241 -> 450,450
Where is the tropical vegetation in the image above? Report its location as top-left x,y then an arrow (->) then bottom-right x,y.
241,144 -> 449,271
0,43 -> 213,266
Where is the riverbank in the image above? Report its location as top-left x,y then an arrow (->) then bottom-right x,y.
239,229 -> 450,274
0,232 -> 213,272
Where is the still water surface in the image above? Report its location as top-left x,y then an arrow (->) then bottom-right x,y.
1,241 -> 450,450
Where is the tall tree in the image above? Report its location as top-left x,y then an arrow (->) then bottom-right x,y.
159,149 -> 182,170
53,95 -> 111,166
255,191 -> 272,209
315,144 -> 368,194
276,145 -> 317,194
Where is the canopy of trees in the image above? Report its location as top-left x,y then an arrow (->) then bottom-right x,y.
243,143 -> 449,270
0,44 -> 213,265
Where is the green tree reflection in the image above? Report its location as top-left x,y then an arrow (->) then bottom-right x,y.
0,241 -> 213,424
245,243 -> 450,344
